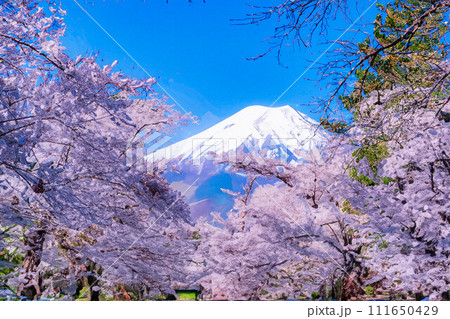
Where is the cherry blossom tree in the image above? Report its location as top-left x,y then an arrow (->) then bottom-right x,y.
0,0 -> 194,300
194,95 -> 449,300
193,177 -> 337,300
191,0 -> 449,301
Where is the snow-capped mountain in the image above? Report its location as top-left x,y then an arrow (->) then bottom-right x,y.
149,105 -> 327,166
146,105 -> 328,220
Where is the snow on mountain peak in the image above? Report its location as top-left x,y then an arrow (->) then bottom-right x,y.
147,105 -> 327,165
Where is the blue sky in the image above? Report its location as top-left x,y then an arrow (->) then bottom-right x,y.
61,0 -> 379,142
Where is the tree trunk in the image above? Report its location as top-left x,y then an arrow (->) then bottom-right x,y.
340,251 -> 364,300
17,226 -> 46,300
341,269 -> 363,300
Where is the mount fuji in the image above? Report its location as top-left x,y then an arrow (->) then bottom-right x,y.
147,105 -> 328,220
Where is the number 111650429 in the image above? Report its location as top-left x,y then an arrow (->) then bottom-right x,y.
368,305 -> 439,316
